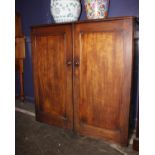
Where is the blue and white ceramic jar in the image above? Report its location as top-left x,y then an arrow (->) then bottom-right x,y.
51,0 -> 81,23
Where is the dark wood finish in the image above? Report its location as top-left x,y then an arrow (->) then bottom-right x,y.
31,16 -> 136,28
133,33 -> 139,151
31,25 -> 73,129
15,59 -> 24,101
31,16 -> 136,145
133,102 -> 139,151
15,37 -> 25,59
15,13 -> 25,101
15,12 -> 23,37
74,19 -> 134,146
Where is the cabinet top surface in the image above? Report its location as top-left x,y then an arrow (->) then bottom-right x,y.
31,16 -> 138,29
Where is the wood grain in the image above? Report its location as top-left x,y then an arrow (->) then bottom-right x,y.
15,12 -> 25,101
31,25 -> 73,129
15,37 -> 25,59
15,12 -> 23,37
74,19 -> 134,145
31,17 -> 136,145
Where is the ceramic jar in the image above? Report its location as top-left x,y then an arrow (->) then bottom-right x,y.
84,0 -> 110,19
51,0 -> 81,23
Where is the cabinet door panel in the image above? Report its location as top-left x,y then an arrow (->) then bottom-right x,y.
79,31 -> 122,130
32,25 -> 73,129
74,20 -> 133,145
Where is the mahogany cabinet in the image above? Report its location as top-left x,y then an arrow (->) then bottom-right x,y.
31,16 -> 137,145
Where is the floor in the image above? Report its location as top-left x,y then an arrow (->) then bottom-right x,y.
15,100 -> 138,155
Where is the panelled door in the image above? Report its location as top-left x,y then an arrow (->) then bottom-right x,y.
32,25 -> 73,129
74,19 -> 134,145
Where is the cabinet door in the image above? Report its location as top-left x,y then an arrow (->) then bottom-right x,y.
74,19 -> 134,145
32,25 -> 73,129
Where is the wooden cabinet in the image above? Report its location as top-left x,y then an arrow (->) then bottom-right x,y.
15,12 -> 25,101
31,16 -> 137,145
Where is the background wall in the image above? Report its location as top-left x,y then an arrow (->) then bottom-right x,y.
15,0 -> 139,127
